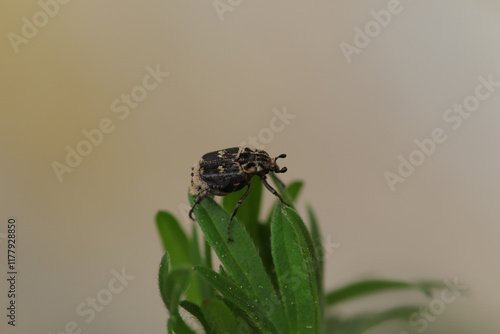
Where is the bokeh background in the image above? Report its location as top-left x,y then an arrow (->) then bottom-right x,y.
1,0 -> 499,333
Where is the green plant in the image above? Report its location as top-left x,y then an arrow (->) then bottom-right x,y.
157,176 -> 444,333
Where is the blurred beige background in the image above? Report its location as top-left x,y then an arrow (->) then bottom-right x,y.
1,0 -> 499,333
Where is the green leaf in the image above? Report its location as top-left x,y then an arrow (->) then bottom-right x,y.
271,205 -> 317,333
254,223 -> 277,290
307,206 -> 324,314
201,299 -> 238,334
156,211 -> 190,267
167,313 -> 197,334
286,181 -> 304,202
191,224 -> 211,302
194,266 -> 279,334
220,297 -> 260,334
158,252 -> 170,309
325,305 -> 421,334
190,224 -> 203,266
283,206 -> 322,332
156,211 -> 203,303
204,240 -> 212,269
159,264 -> 196,334
160,266 -> 191,313
325,279 -> 446,307
222,176 -> 262,238
218,264 -> 232,281
167,317 -> 174,334
188,193 -> 288,333
179,300 -> 212,334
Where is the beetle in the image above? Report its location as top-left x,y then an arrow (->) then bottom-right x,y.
189,147 -> 290,241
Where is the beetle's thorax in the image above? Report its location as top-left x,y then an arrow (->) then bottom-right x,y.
240,150 -> 272,176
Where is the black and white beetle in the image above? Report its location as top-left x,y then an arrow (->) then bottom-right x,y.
189,147 -> 290,241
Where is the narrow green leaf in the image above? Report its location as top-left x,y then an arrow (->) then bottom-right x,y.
160,266 -> 191,313
282,207 -> 320,287
271,205 -> 316,333
179,300 -> 212,334
188,193 -> 288,333
204,240 -> 212,269
282,206 -> 322,332
220,298 -> 260,334
167,317 -> 174,334
254,223 -> 278,290
191,224 -> 211,302
286,181 -> 304,202
159,265 -> 196,334
167,313 -> 197,334
201,299 -> 238,334
325,279 -> 446,307
156,211 -> 190,267
325,305 -> 421,334
307,206 -> 324,315
156,211 -> 202,302
353,305 -> 422,333
218,264 -> 232,281
307,206 -> 323,285
190,224 -> 203,266
158,252 -> 170,309
194,266 -> 279,334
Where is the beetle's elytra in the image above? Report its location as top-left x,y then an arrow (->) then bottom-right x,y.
189,147 -> 289,241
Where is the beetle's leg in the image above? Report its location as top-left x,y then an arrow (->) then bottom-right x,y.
189,193 -> 207,221
260,175 -> 290,207
227,183 -> 252,242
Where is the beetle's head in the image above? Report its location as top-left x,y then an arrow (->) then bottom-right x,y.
272,153 -> 287,173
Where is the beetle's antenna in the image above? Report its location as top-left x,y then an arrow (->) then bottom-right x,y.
274,154 -> 287,173
276,153 -> 286,160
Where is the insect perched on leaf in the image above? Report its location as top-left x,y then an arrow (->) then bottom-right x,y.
189,147 -> 290,241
